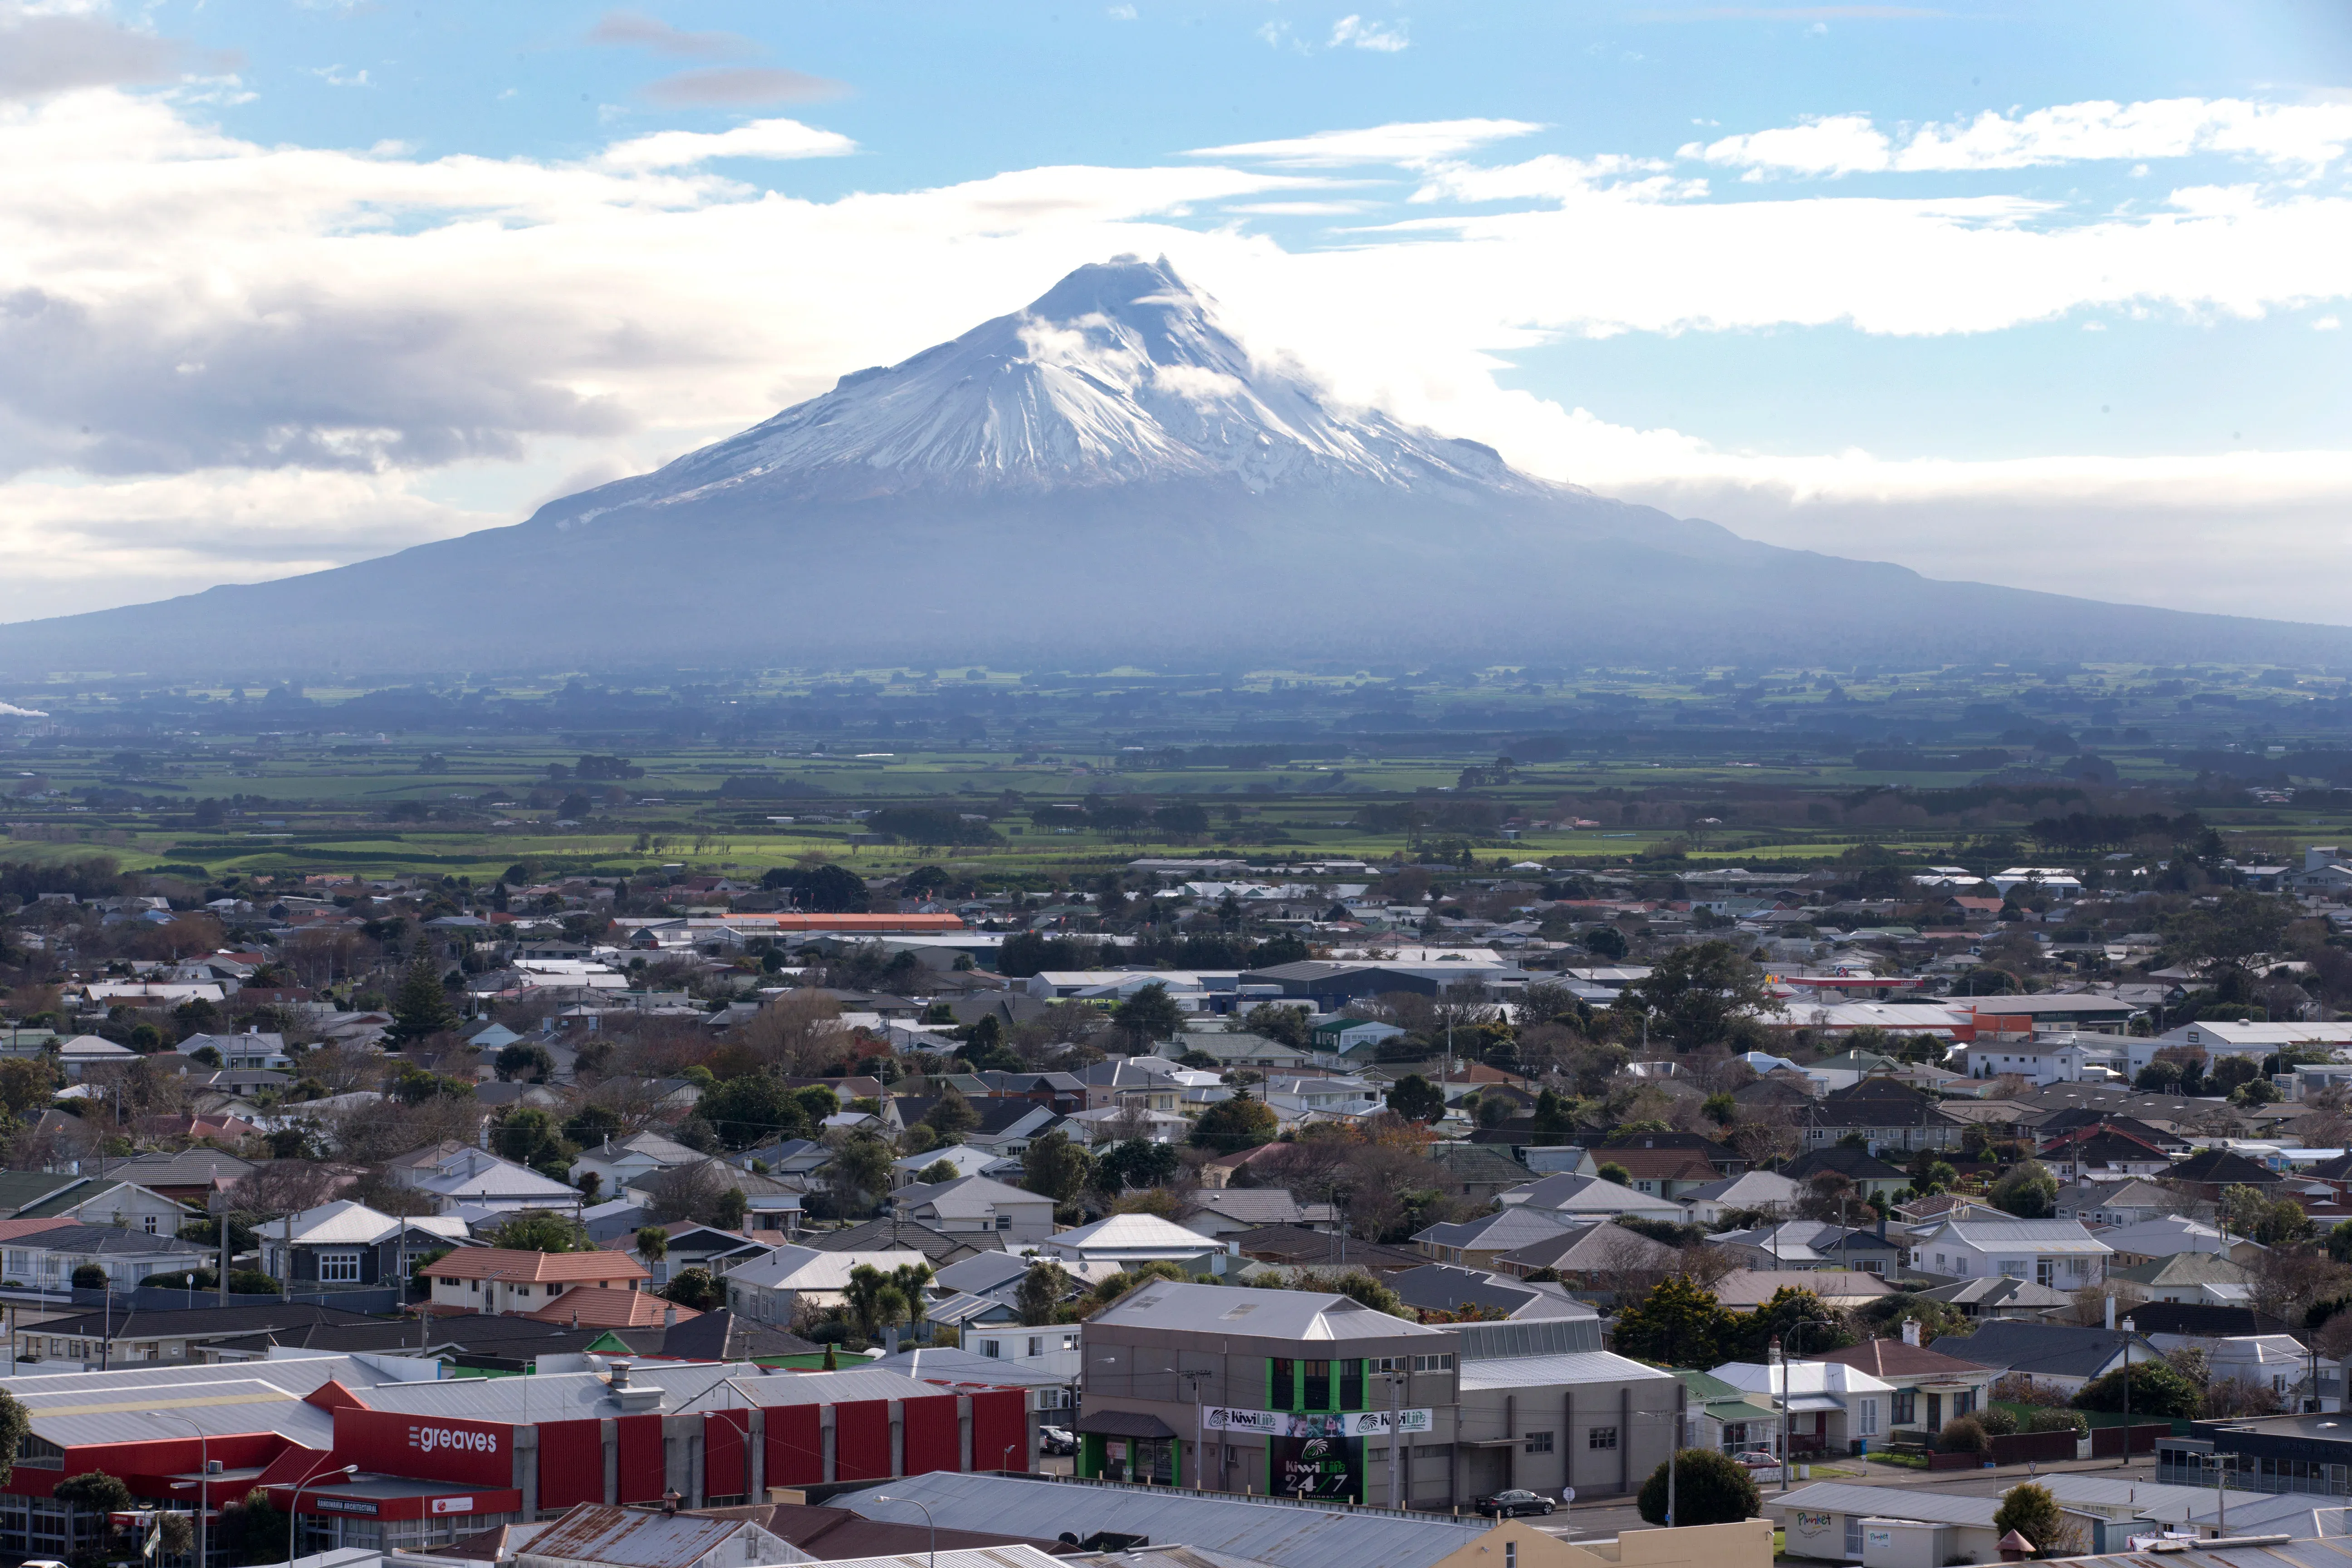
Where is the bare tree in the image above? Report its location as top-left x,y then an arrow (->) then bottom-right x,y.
718,990 -> 844,1076
647,1160 -> 734,1224
234,1159 -> 346,1214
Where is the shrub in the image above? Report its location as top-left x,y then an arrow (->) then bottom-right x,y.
1637,1447 -> 1761,1527
1993,1482 -> 2063,1554
2072,1359 -> 2201,1418
1937,1416 -> 1989,1454
2028,1409 -> 2089,1436
1976,1406 -> 2019,1437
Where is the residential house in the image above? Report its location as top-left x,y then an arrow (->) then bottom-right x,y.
1711,1269 -> 1898,1313
895,1096 -> 1062,1156
0,1172 -> 191,1235
890,1144 -> 1021,1188
570,1131 -> 710,1196
1906,1216 -> 2113,1289
1172,1029 -> 1318,1071
2097,1215 -> 2263,1269
1803,1079 -> 1965,1155
1490,1221 -> 1683,1294
2036,1125 -> 2176,1181
805,1217 -> 997,1267
722,1245 -> 936,1321
258,1199 -> 473,1287
423,1246 -> 649,1317
1574,1145 -> 1724,1201
1,1223 -> 210,1292
2057,1179 -> 2180,1227
106,1148 -> 258,1205
1425,1144 -> 1534,1207
1681,1171 -> 1807,1228
1928,1320 -> 2153,1395
1180,1188 -> 1327,1239
1496,1172 -> 1690,1223
1059,1105 -> 1193,1147
1412,1206 -> 1576,1270
1709,1220 -> 1904,1275
2107,1251 -> 2254,1305
1225,1225 -> 1426,1277
9,1300 -> 383,1369
54,1034 -> 138,1079
1707,1359 -> 1898,1455
1911,1276 -> 2076,1322
1387,1263 -> 1594,1321
1308,1017 -> 1405,1061
1814,1336 -> 1998,1436
387,1143 -> 580,1216
1675,1368 -> 1786,1460
1037,1213 -> 1226,1276
1781,1147 -> 1909,1206
2164,1147 -> 2284,1200
178,1030 -> 293,1071
1958,1035 -> 2125,1084
1584,1131 -> 1744,1176
890,1175 -> 1055,1244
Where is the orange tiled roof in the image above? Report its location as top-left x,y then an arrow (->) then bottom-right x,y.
527,1285 -> 699,1328
425,1247 -> 648,1285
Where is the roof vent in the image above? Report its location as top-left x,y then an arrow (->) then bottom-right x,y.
609,1359 -> 630,1388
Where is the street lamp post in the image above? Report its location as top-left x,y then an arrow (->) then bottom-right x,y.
156,1414 -> 207,1568
873,1494 -> 934,1568
286,1458 -> 355,1568
2119,1316 -> 2134,1469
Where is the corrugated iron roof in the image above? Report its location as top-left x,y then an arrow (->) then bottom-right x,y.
837,1473 -> 1485,1568
520,1505 -> 758,1568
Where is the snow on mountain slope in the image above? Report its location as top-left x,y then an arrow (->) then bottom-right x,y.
562,255 -> 1560,515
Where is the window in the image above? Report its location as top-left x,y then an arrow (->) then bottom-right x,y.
1028,1337 -> 1043,1357
1999,1258 -> 2029,1279
981,1340 -> 1000,1359
1304,1360 -> 1331,1409
1860,1399 -> 1878,1437
1524,1432 -> 1554,1453
1341,1359 -> 1364,1411
1892,1389 -> 1915,1426
1589,1427 -> 1619,1451
996,1215 -> 1012,1230
319,1251 -> 362,1283
1273,1358 -> 1296,1410
1411,1353 -> 1455,1373
1506,1545 -> 1517,1568
1846,1517 -> 1864,1559
142,1216 -> 157,1235
2036,1259 -> 2054,1287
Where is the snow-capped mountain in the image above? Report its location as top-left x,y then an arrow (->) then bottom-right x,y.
548,255 -> 1550,518
4,257 -> 2348,676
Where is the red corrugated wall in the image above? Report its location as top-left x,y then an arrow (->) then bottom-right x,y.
538,1419 -> 606,1509
764,1403 -> 824,1487
833,1400 -> 892,1482
616,1413 -> 666,1503
970,1389 -> 1027,1474
703,1410 -> 751,1499
901,1395 -> 960,1476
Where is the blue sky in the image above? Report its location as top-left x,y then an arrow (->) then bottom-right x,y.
1,0 -> 2349,625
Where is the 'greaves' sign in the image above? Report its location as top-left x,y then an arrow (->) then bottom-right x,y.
335,1408 -> 512,1486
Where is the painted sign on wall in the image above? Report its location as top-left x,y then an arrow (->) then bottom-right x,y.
334,1408 -> 511,1487
1202,1407 -> 1432,1437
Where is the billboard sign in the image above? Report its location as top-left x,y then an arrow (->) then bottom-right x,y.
1201,1407 -> 1431,1438
334,1408 -> 511,1486
1269,1416 -> 1362,1503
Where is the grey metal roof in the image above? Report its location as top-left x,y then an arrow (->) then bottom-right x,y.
1092,1280 -> 1446,1343
838,1473 -> 1486,1568
0,1354 -> 438,1448
1456,1350 -> 1676,1391
1766,1477 -> 2271,1529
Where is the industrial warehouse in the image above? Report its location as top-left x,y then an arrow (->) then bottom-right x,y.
0,1351 -> 1026,1562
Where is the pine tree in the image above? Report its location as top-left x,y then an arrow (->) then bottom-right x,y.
387,954 -> 460,1045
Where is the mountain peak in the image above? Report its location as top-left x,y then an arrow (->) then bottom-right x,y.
554,256 -> 1546,518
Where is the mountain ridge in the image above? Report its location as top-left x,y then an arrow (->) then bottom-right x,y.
0,256 -> 2346,678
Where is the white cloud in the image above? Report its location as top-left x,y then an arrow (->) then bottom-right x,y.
1189,118 -> 1544,168
1107,3 -> 1137,17
0,702 -> 47,716
5,88 -> 2352,624
305,64 -> 370,88
1690,96 -> 2352,178
1329,15 -> 1410,51
598,117 -> 857,170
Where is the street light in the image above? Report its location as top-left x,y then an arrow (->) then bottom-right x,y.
872,1494 -> 934,1568
1776,1321 -> 1833,1494
155,1413 -> 208,1568
286,1457 -> 355,1568
2119,1316 -> 2135,1470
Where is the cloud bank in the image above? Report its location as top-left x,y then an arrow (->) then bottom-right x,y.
1,93 -> 2349,626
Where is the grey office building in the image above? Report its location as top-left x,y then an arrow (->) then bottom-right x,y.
1077,1280 -> 1680,1507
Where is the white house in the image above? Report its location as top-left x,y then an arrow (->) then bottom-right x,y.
1036,1213 -> 1227,1275
569,1131 -> 708,1195
1960,1035 -> 2125,1084
1988,867 -> 2085,899
889,1175 -> 1056,1244
1706,1359 -> 1898,1457
1681,1170 -> 1806,1228
179,1030 -> 293,1072
1497,1172 -> 1691,1222
386,1143 -> 579,1215
722,1245 -> 937,1321
1907,1217 -> 2112,1289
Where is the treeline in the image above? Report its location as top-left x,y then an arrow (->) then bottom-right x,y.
996,930 -> 1310,979
0,857 -> 124,901
2029,811 -> 2204,853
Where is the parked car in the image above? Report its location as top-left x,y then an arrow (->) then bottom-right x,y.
1039,1426 -> 1077,1456
1732,1450 -> 1779,1469
1474,1490 -> 1555,1518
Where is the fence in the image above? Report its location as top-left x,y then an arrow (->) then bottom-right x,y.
1991,1429 -> 2081,1466
2091,1423 -> 2168,1458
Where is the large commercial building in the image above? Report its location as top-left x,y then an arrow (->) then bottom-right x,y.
0,1349 -> 1029,1565
1074,1280 -> 1678,1508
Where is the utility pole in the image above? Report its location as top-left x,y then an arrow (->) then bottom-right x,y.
1668,1378 -> 1687,1528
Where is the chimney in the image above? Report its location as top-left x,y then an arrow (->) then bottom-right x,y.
2104,1294 -> 2116,1331
1902,1319 -> 1921,1348
664,1306 -> 677,1328
610,1359 -> 630,1388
